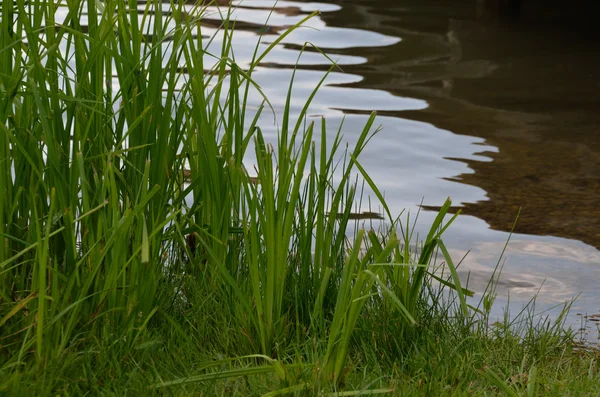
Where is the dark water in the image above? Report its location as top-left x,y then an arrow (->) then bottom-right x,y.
58,0 -> 600,331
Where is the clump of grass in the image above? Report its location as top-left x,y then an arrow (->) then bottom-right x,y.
0,0 -> 597,395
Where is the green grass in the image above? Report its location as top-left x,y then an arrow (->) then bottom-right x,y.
0,0 -> 598,395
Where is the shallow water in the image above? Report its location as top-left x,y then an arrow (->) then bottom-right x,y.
204,0 -> 600,331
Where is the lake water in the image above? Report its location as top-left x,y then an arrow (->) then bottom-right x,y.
58,0 -> 600,334
205,0 -> 600,332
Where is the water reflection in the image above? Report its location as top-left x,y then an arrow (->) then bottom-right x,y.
314,0 -> 600,249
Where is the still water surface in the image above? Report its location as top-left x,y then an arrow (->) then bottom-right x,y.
58,0 -> 599,329
203,0 -> 600,329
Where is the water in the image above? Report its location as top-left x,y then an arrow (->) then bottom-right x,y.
59,0 -> 600,333
211,0 -> 600,331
